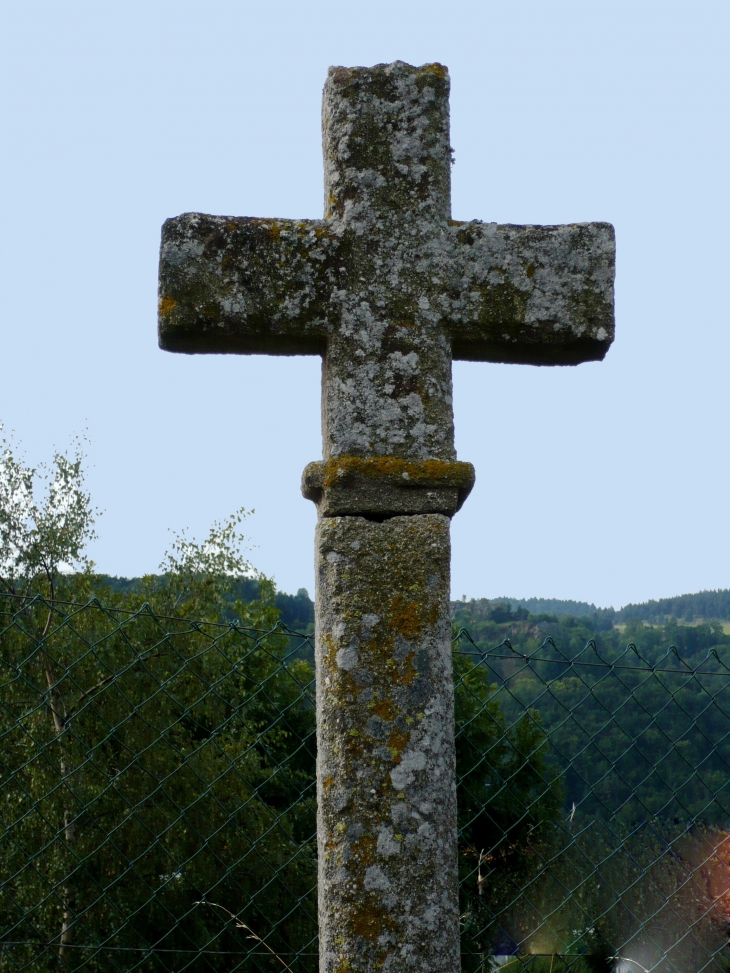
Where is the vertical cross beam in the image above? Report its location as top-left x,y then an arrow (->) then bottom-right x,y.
310,66 -> 468,973
157,60 -> 615,973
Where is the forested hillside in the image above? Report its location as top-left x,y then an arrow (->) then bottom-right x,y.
618,588 -> 730,623
451,597 -> 730,654
102,576 -> 730,638
56,574 -> 730,831
460,588 -> 730,626
101,575 -> 315,631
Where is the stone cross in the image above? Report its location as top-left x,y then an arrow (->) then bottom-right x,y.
157,61 -> 614,973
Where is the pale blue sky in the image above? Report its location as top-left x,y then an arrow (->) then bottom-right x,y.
1,0 -> 727,608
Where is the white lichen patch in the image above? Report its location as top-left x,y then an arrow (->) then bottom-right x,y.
390,749 -> 427,790
376,828 -> 403,857
364,865 -> 391,890
336,646 -> 359,671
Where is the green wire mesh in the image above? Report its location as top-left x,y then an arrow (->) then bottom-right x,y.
454,632 -> 730,972
1,596 -> 728,972
0,595 -> 318,972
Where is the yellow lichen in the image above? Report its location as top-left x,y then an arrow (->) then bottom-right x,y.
390,594 -> 422,641
159,295 -> 178,317
421,62 -> 448,79
315,455 -> 474,490
387,728 -> 411,763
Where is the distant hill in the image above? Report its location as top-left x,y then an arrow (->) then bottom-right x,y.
99,576 -> 315,633
454,589 -> 730,627
617,589 -> 730,624
488,597 -> 603,618
98,576 -> 730,631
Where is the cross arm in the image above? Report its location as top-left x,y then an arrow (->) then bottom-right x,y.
441,221 -> 615,365
158,213 -> 339,355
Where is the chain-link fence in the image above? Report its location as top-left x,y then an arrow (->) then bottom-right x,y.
454,631 -> 730,972
0,594 -> 318,973
1,595 -> 728,971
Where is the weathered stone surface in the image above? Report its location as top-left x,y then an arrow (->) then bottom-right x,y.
157,60 -> 616,973
315,514 -> 459,973
158,215 -> 613,365
302,456 -> 475,518
159,61 -> 615,462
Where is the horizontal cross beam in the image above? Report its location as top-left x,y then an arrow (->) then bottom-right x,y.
159,213 -> 614,365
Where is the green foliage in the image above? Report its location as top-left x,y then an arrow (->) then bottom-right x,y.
0,428 -> 316,970
0,432 -> 544,971
455,652 -> 564,969
452,618 -> 730,969
1,599 -> 318,972
451,601 -> 730,825
136,511 -> 266,621
0,427 -> 97,604
2,429 -> 729,971
455,588 -> 730,627
3,595 -> 582,973
100,577 -> 316,635
620,589 -> 730,625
